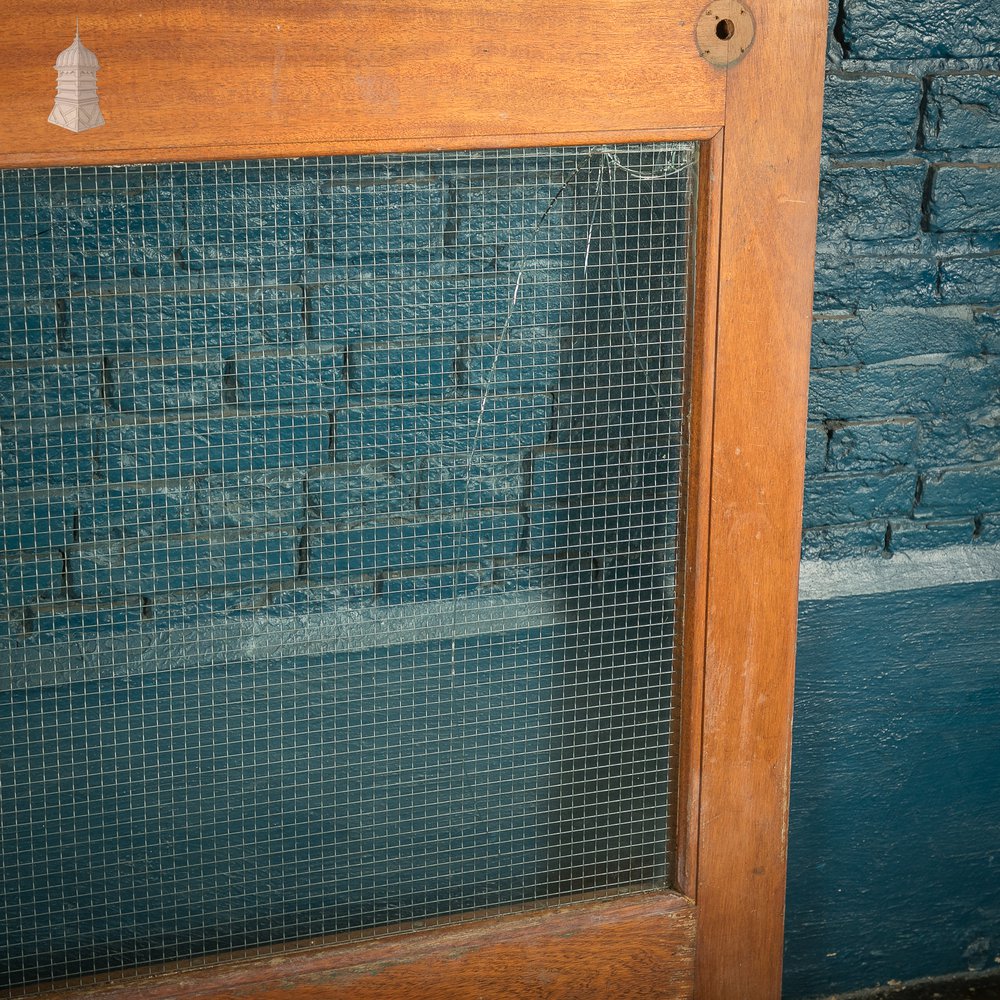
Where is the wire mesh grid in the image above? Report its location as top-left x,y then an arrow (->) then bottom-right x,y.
0,141 -> 696,992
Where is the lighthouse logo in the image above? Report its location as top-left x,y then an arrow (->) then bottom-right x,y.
49,25 -> 105,133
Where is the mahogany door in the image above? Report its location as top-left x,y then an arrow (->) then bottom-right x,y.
0,2 -> 825,997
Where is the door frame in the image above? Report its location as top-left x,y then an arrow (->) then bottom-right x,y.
0,1 -> 826,996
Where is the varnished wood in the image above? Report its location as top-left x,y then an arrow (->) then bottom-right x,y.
0,0 -> 724,168
0,1 -> 826,996
673,129 -> 725,900
37,893 -> 695,1000
693,0 -> 826,997
695,0 -> 756,68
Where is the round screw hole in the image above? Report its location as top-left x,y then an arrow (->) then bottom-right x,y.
715,17 -> 735,40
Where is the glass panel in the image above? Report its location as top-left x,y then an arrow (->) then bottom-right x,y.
0,142 -> 695,991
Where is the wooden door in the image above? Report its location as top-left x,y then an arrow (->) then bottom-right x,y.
0,2 -> 825,997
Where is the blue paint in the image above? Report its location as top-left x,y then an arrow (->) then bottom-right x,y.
821,75 -> 921,158
811,308 -> 982,369
0,363 -> 104,421
0,553 -> 62,607
0,426 -> 94,488
818,164 -> 924,244
0,498 -> 75,553
333,396 -> 550,463
77,489 -> 192,543
307,464 -> 418,521
348,340 -> 456,398
786,0 -> 1000,990
940,256 -> 1000,305
0,633 -> 563,982
803,469 -> 917,527
837,0 -> 1000,59
929,167 -> 1000,234
826,419 -> 919,472
785,582 -> 1000,998
916,463 -> 1000,519
925,76 -> 1000,151
99,413 -> 329,482
116,359 -> 227,412
309,513 -> 522,580
232,352 -> 345,409
66,287 -> 307,356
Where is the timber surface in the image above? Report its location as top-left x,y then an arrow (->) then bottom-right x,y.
693,0 -> 827,997
0,0 -> 723,167
37,893 -> 695,1000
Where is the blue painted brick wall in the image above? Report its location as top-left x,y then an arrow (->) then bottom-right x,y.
787,1 -> 1000,996
0,148 -> 681,685
805,15 -> 1000,562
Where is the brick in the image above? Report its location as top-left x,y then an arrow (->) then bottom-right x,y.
808,356 -> 1000,420
334,395 -> 549,463
100,413 -> 329,482
457,178 -> 580,257
801,521 -> 889,561
826,419 -> 919,471
551,390 -> 679,447
267,582 -> 375,615
310,513 -> 522,580
802,471 -> 917,527
72,531 -> 298,599
194,471 -> 304,530
36,188 -> 182,288
0,498 -> 75,552
887,516 -> 977,551
115,359 -> 227,412
232,353 -> 345,409
66,287 -> 306,355
839,0 -> 1000,60
930,166 -> 1000,234
530,445 -> 676,501
526,492 -> 668,557
978,513 -> 1000,544
0,553 -> 63,606
925,75 -> 1000,151
818,165 -> 925,243
347,341 -> 455,397
0,300 -> 60,360
381,569 -> 489,605
68,541 -> 130,599
150,586 -> 271,626
420,454 -> 524,509
0,425 -> 94,488
916,462 -> 1000,519
181,214 -> 305,281
814,253 -> 939,311
805,424 -> 829,475
919,409 -> 1000,466
312,180 -> 448,258
941,255 -> 1000,304
465,330 -> 561,392
308,464 -> 418,521
78,489 -> 192,543
821,75 -> 920,158
0,362 -> 104,420
979,310 -> 1000,353
811,308 -> 981,367
309,263 -> 569,343
34,598 -> 145,637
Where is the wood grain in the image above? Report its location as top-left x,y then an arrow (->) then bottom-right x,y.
693,0 -> 826,997
0,0 -> 724,167
0,1 -> 827,995
37,893 -> 695,1000
673,128 -> 724,900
